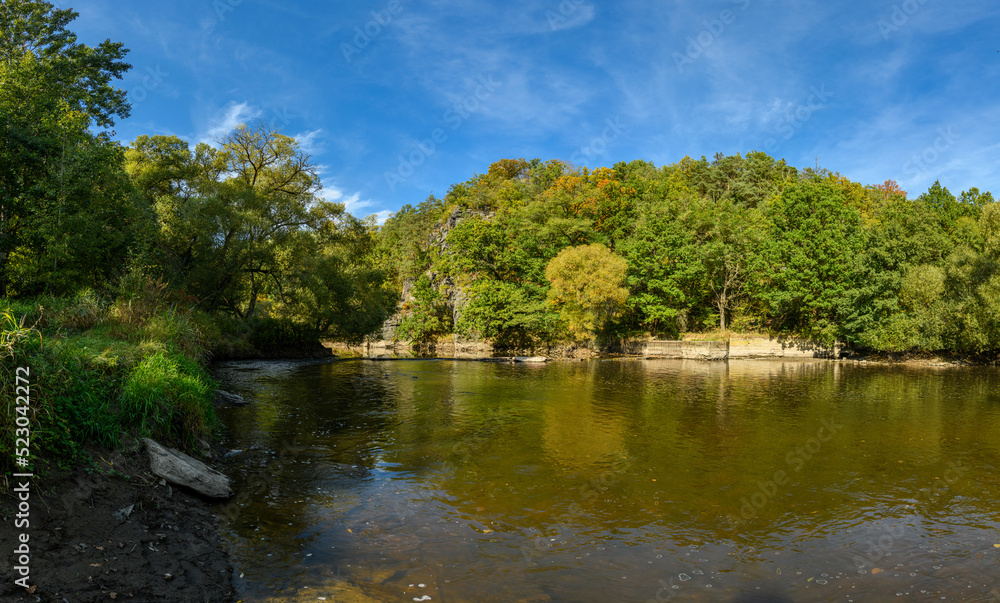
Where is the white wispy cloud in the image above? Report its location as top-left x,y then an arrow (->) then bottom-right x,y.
201,101 -> 262,144
827,102 -> 1000,195
872,1 -> 1000,41
320,182 -> 390,220
387,10 -> 597,143
294,129 -> 324,155
97,0 -> 1000,211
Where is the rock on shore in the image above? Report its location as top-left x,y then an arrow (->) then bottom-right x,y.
144,439 -> 233,499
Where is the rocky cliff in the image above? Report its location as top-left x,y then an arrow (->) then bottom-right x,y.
377,205 -> 493,344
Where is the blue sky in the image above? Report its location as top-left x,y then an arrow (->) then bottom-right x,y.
65,0 -> 1000,221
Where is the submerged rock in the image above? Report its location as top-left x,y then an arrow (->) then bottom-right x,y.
144,438 -> 233,499
214,390 -> 249,406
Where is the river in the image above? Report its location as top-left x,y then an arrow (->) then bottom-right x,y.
211,357 -> 1000,602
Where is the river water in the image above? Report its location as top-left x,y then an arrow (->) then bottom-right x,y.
211,358 -> 1000,602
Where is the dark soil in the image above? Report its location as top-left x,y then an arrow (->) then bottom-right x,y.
0,450 -> 234,603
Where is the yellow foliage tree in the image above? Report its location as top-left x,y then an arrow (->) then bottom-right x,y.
544,243 -> 628,339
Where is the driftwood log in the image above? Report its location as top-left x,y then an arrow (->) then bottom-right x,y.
144,438 -> 232,499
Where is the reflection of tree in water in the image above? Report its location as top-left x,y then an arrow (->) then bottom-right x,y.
541,365 -> 626,472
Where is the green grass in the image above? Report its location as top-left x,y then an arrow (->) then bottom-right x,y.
120,350 -> 216,444
1,279 -> 335,475
1,292 -> 221,474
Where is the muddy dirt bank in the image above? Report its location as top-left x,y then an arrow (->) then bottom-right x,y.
0,450 -> 234,603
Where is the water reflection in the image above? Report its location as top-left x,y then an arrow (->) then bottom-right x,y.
212,358 -> 1000,602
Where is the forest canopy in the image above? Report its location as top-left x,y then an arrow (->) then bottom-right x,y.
381,155 -> 999,353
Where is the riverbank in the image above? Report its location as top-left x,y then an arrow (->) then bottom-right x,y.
334,334 -> 1000,366
0,291 -> 358,601
847,349 -> 1000,367
0,294 -> 235,601
0,450 -> 234,602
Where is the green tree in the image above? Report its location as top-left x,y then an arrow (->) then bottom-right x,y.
457,279 -> 557,346
125,125 -> 394,341
856,264 -> 948,351
942,202 -> 1000,351
377,195 -> 446,285
127,125 -> 330,317
0,0 -> 134,296
0,1 -> 130,127
754,180 -> 863,340
446,213 -> 537,282
6,120 -> 146,296
699,198 -> 766,332
270,214 -> 396,342
843,196 -> 952,348
916,181 -> 981,247
396,274 -> 452,342
214,122 -> 326,317
619,193 -> 705,336
677,152 -> 795,208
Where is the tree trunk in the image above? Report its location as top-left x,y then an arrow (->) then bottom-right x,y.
245,274 -> 258,319
718,291 -> 727,332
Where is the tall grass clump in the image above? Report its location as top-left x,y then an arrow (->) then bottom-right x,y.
120,351 -> 217,446
139,310 -> 211,364
7,289 -> 107,331
54,289 -> 105,330
109,273 -> 231,360
1,309 -> 43,474
1,307 -> 118,472
41,339 -> 122,452
6,327 -> 126,469
1,307 -> 41,355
